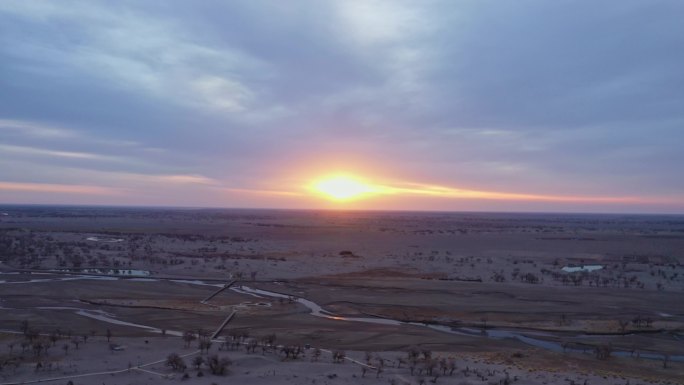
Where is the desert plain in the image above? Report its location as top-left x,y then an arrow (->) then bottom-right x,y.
0,206 -> 682,385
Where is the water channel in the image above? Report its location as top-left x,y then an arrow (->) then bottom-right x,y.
1,272 -> 680,362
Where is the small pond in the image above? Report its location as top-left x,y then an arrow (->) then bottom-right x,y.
561,265 -> 603,273
53,268 -> 151,277
86,236 -> 124,243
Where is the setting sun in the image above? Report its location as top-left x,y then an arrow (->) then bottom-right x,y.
312,176 -> 376,201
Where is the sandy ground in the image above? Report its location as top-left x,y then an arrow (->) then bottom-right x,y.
1,333 -> 680,385
0,207 -> 682,384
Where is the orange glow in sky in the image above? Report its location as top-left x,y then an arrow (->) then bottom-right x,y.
311,175 -> 379,201
305,173 -> 668,206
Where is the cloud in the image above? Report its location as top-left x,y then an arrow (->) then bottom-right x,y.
0,181 -> 121,195
0,144 -> 121,161
220,187 -> 304,197
0,1 -> 267,117
0,119 -> 171,175
0,119 -> 141,148
0,1 -> 683,212
190,76 -> 254,112
152,174 -> 217,185
0,119 -> 78,139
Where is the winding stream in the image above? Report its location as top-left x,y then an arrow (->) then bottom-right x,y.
232,285 -> 684,362
1,272 -> 681,362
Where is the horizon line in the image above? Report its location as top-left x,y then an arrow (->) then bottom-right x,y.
1,202 -> 683,217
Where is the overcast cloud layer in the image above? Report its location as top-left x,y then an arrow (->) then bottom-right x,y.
1,1 -> 683,213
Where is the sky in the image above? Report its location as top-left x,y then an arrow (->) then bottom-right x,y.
1,0 -> 683,213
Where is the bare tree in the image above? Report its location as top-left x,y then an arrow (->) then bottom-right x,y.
332,350 -> 346,363
280,345 -> 303,359
32,341 -> 44,357
595,343 -> 612,360
618,319 -> 629,333
447,358 -> 457,376
407,346 -> 420,363
264,333 -> 276,346
183,331 -> 196,348
312,347 -> 322,362
207,354 -> 231,375
26,329 -> 40,342
246,339 -> 258,354
198,338 -> 212,354
424,358 -> 437,376
192,355 -> 204,370
49,331 -> 59,347
439,357 -> 448,375
166,353 -> 187,372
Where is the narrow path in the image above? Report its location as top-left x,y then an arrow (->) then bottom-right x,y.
132,367 -> 168,378
0,271 -> 226,385
0,276 -> 374,384
211,310 -> 237,340
0,350 -> 201,385
200,280 -> 236,304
